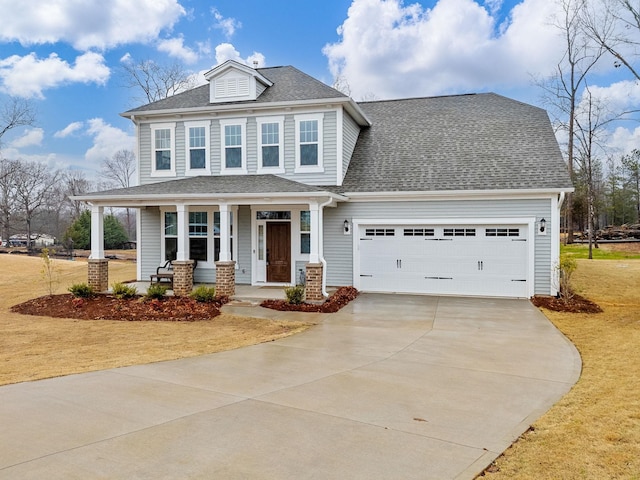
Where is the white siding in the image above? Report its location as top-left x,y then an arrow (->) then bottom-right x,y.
324,198 -> 554,295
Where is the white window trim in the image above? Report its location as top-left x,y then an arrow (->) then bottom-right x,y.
184,120 -> 211,176
256,116 -> 285,174
151,123 -> 176,177
220,118 -> 247,175
160,206 -> 239,269
294,113 -> 324,173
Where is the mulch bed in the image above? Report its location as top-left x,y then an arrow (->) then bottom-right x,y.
11,294 -> 230,322
531,293 -> 603,313
261,286 -> 358,313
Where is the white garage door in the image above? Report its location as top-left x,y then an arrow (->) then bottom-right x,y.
358,224 -> 529,298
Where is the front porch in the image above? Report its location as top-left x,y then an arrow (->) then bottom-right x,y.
74,175 -> 348,303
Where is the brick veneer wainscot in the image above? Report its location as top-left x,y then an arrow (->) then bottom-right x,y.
305,262 -> 324,302
215,261 -> 236,297
172,260 -> 194,296
88,259 -> 109,292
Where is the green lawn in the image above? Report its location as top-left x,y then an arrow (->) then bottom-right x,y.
561,243 -> 640,260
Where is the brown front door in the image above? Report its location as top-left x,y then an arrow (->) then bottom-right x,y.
267,222 -> 291,282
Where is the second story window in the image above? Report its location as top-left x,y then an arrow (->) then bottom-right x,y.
295,114 -> 323,173
299,120 -> 318,165
257,116 -> 284,173
220,119 -> 247,174
185,121 -> 210,175
151,123 -> 176,177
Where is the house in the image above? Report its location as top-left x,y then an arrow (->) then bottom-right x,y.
9,233 -> 56,247
73,60 -> 573,300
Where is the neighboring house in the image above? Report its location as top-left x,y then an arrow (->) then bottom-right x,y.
74,60 -> 573,300
9,233 -> 56,247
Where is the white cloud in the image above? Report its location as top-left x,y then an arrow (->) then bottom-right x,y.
607,126 -> 640,154
0,51 -> 110,98
212,8 -> 241,38
323,0 -> 563,99
157,35 -> 199,64
214,43 -> 266,67
9,127 -> 44,148
54,121 -> 84,138
84,118 -> 135,165
0,0 -> 185,50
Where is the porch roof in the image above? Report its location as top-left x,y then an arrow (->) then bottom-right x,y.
71,174 -> 347,206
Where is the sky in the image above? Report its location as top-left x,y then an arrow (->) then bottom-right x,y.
0,0 -> 639,182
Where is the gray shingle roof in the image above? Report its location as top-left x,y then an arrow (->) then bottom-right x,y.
81,174 -> 329,198
125,66 -> 346,114
338,93 -> 572,192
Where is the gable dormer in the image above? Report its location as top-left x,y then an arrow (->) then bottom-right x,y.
204,60 -> 273,104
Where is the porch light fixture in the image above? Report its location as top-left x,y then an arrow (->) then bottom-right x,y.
538,218 -> 547,235
343,219 -> 351,235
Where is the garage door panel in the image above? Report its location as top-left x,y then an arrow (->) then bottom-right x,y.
358,224 -> 529,298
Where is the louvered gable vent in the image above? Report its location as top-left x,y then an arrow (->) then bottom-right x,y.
215,76 -> 250,99
205,60 -> 273,104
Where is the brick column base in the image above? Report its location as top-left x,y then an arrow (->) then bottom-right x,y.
305,262 -> 325,303
88,259 -> 109,292
172,260 -> 194,297
215,261 -> 236,297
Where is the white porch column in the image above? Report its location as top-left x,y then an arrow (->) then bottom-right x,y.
309,202 -> 320,264
89,205 -> 104,259
176,204 -> 189,261
219,203 -> 231,261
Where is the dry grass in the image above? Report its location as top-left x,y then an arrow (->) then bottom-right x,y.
0,254 -> 311,386
482,259 -> 640,479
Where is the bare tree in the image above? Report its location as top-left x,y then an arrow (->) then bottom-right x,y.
621,149 -> 640,221
0,158 -> 19,243
102,149 -> 136,188
12,160 -> 61,252
573,86 -> 623,258
538,0 -> 606,244
0,97 -> 36,146
582,0 -> 640,81
121,59 -> 197,105
101,149 -> 136,238
63,170 -> 94,220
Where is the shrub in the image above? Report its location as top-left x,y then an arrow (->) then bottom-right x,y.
190,285 -> 216,303
557,253 -> 578,303
68,283 -> 95,298
111,282 -> 137,299
145,284 -> 168,300
284,284 -> 305,305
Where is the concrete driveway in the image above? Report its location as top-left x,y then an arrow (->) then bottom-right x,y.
0,294 -> 580,479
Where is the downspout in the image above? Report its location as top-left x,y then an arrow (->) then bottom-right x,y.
317,197 -> 334,298
558,192 -> 565,209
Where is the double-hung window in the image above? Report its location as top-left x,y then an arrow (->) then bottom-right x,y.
189,212 -> 208,261
163,212 -> 178,261
295,114 -> 323,172
185,121 -> 210,175
257,116 -> 284,173
151,123 -> 176,176
220,119 -> 247,174
161,208 -> 237,267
